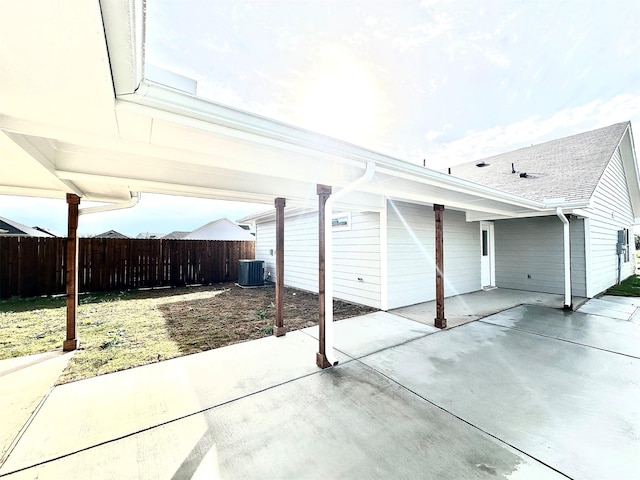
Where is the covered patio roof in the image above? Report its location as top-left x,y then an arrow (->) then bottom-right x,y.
0,0 -> 578,220
0,0 -> 584,358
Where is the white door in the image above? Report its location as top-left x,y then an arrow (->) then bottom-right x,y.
481,222 -> 495,288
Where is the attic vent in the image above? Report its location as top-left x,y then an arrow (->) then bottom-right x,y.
519,172 -> 528,178
476,161 -> 489,167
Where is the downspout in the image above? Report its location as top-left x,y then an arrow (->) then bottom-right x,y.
79,192 -> 140,216
556,207 -> 572,310
324,162 -> 376,366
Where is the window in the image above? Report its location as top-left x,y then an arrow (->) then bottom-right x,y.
332,212 -> 351,231
482,230 -> 489,256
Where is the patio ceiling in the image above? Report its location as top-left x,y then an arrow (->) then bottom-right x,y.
0,0 -> 571,219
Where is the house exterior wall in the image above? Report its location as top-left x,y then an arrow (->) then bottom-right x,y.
254,210 -> 381,308
587,148 -> 637,296
386,200 -> 481,310
570,218 -> 587,297
493,216 -> 586,297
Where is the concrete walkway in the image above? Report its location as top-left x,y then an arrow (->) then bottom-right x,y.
1,298 -> 639,479
391,288 -> 583,328
0,351 -> 73,465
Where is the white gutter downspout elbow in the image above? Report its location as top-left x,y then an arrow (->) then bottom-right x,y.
556,207 -> 572,310
79,193 -> 141,216
324,162 -> 376,366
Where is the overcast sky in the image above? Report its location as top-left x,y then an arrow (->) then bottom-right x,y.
3,0 -> 640,236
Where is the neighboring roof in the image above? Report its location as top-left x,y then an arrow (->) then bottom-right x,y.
163,231 -> 190,239
0,216 -> 55,237
136,232 -> 165,239
94,230 -> 129,239
450,122 -> 631,203
32,226 -> 59,237
184,218 -> 255,241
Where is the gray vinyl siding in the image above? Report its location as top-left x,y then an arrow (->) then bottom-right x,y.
494,216 -> 564,294
254,211 -> 381,308
255,222 -> 277,283
588,148 -> 636,295
333,212 -> 381,308
493,216 -> 586,297
386,200 -> 480,310
570,219 -> 587,297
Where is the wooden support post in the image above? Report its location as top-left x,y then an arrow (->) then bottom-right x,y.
63,193 -> 80,351
274,197 -> 287,337
316,185 -> 332,368
434,204 -> 447,329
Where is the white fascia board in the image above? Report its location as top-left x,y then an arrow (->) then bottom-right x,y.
375,165 -> 547,212
118,81 -> 551,216
100,0 -> 145,95
466,209 -> 554,222
541,200 -> 591,209
465,204 -> 592,222
57,170 -> 278,205
240,206 -> 316,225
0,186 -> 67,200
618,124 -> 640,219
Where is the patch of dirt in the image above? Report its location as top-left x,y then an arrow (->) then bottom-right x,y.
159,283 -> 376,354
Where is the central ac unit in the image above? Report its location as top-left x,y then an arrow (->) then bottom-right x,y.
238,260 -> 264,286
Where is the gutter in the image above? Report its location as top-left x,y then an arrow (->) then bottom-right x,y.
556,207 -> 572,309
116,82 -> 552,214
79,192 -> 140,216
323,162 -> 376,366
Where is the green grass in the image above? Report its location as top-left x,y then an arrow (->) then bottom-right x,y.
0,283 -> 375,385
606,275 -> 640,297
0,287 -> 223,384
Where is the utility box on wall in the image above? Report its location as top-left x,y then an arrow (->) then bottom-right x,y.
238,260 -> 264,286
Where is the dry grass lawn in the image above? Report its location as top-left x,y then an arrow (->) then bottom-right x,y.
0,283 -> 375,384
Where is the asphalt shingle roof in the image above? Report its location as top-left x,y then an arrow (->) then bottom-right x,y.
450,122 -> 629,203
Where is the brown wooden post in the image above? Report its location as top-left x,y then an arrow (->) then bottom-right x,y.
434,204 -> 447,329
274,197 -> 287,337
316,185 -> 332,368
63,193 -> 80,351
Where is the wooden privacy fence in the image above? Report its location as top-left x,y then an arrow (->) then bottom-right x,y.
0,237 -> 255,298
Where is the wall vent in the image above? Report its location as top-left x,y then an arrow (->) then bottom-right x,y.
238,260 -> 264,286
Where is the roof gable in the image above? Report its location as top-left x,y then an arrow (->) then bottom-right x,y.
94,230 -> 129,239
0,216 -> 54,236
185,218 -> 255,241
450,122 -> 630,203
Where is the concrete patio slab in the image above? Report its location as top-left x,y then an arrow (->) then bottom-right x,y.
0,352 -> 72,464
481,304 -> 640,358
391,288 -> 569,328
577,297 -> 638,320
0,330 -> 319,474
361,320 -> 640,480
2,362 -> 565,480
302,311 -> 438,359
2,295 -> 639,479
598,294 -> 640,307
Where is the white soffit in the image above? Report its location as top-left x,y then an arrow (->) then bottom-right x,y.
0,0 -> 117,136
